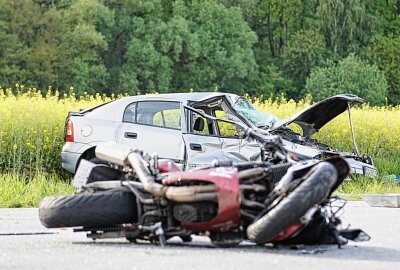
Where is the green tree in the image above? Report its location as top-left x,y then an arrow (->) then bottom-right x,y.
221,0 -> 305,58
316,0 -> 378,57
0,0 -> 112,94
220,0 -> 318,96
172,0 -> 258,93
365,0 -> 400,36
280,29 -> 327,99
305,54 -> 388,105
55,0 -> 112,94
369,35 -> 400,104
111,0 -> 258,94
27,8 -> 65,88
106,0 -> 175,94
0,0 -> 40,86
119,17 -> 173,94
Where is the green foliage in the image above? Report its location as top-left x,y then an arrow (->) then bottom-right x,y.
116,0 -> 258,94
0,0 -> 39,85
280,29 -> 327,99
316,0 -> 378,57
0,0 -> 111,95
0,173 -> 74,208
365,0 -> 400,36
336,176 -> 400,196
368,35 -> 400,104
173,0 -> 258,93
1,0 -> 400,103
305,54 -> 389,105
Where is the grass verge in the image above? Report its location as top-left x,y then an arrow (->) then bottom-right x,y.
336,176 -> 400,200
0,173 -> 74,208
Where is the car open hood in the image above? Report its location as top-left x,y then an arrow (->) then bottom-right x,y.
270,94 -> 364,137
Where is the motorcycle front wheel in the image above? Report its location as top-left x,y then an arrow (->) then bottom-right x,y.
246,161 -> 337,245
39,189 -> 138,228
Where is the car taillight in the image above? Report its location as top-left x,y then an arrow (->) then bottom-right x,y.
65,119 -> 74,142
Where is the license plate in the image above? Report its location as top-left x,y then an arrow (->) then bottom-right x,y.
363,166 -> 378,177
72,159 -> 97,189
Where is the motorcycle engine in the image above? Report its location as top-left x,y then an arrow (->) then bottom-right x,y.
173,202 -> 217,223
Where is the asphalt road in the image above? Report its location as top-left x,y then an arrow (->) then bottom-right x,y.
0,201 -> 399,270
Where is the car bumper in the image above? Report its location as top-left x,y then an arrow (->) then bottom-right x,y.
345,158 -> 378,177
61,151 -> 80,173
61,142 -> 92,173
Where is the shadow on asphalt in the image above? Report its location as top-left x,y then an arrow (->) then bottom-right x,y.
72,239 -> 400,263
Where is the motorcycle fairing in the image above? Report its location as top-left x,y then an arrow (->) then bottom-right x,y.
164,167 -> 241,232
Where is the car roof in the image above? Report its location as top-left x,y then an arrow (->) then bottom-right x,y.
83,92 -> 238,122
118,92 -> 233,103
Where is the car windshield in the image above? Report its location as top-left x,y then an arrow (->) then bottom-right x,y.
234,98 -> 279,129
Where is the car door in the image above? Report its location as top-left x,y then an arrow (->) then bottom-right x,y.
214,110 -> 261,162
217,119 -> 261,162
117,100 -> 185,163
182,107 -> 224,169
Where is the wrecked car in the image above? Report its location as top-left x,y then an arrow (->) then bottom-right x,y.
61,92 -> 377,177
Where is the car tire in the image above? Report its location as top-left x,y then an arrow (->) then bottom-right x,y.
39,190 -> 138,228
246,162 -> 337,245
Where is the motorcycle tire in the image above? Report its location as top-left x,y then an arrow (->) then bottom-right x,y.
246,162 -> 337,245
39,190 -> 137,228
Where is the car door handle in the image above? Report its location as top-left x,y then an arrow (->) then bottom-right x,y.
124,132 -> 137,139
190,143 -> 202,151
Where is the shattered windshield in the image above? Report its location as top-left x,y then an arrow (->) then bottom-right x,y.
234,98 -> 279,129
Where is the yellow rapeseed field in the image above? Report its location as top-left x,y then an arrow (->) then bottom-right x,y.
0,86 -> 399,177
0,85 -> 111,174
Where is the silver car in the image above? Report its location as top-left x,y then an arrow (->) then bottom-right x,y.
61,92 -> 378,177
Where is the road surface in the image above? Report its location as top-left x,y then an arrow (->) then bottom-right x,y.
0,201 -> 399,270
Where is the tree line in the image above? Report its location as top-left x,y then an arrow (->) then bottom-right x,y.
0,0 -> 399,105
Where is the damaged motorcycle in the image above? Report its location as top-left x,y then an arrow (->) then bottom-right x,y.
39,124 -> 369,247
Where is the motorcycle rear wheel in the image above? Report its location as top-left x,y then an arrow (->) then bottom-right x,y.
39,190 -> 137,228
246,162 -> 337,245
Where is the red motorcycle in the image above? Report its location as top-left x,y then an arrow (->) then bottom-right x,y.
39,128 -> 369,247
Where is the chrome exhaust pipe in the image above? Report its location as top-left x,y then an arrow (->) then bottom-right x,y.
95,142 -> 217,202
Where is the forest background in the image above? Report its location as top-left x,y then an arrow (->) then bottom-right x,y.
1,0 -> 400,105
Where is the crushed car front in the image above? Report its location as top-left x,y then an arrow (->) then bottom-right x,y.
230,94 -> 378,177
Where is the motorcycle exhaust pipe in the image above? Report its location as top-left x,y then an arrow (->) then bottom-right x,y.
96,141 -> 135,166
165,186 -> 217,202
96,142 -> 217,203
127,152 -> 218,202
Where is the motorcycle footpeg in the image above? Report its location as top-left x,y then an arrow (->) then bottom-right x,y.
139,222 -> 166,247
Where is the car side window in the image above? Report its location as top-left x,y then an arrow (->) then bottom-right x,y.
153,110 -> 181,129
123,103 -> 136,123
136,101 -> 181,130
